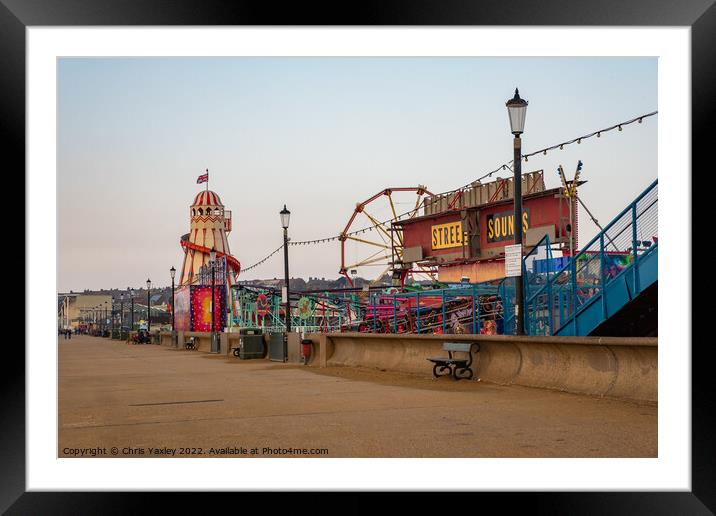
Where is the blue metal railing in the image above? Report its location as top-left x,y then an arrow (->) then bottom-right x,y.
522,179 -> 658,336
363,282 -> 503,334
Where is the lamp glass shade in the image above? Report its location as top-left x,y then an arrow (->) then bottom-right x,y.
146,279 -> 152,290
280,205 -> 291,229
210,247 -> 217,262
170,266 -> 176,279
506,89 -> 528,135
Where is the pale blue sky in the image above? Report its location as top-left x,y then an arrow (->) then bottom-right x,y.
58,57 -> 657,292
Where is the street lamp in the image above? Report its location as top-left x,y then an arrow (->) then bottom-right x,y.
146,279 -> 152,337
128,287 -> 135,333
119,292 -> 125,339
209,248 -> 218,353
104,301 -> 109,336
110,298 -> 115,337
170,266 -> 176,334
506,88 -> 528,335
280,205 -> 291,336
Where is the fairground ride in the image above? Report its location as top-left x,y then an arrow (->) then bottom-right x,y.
338,186 -> 437,288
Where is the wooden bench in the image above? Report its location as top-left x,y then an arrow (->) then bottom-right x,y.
427,342 -> 479,380
185,337 -> 198,350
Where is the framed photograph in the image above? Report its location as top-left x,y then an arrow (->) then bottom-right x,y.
7,0 -> 709,512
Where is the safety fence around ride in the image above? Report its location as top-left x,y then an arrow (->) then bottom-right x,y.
231,286 -> 350,334
357,284 -> 505,335
520,179 -> 658,336
229,282 -> 511,336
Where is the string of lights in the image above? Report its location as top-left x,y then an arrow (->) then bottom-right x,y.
466,110 -> 658,184
240,110 -> 657,271
521,110 -> 657,162
241,244 -> 285,272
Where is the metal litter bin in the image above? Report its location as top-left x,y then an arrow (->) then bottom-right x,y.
237,334 -> 264,359
268,332 -> 286,362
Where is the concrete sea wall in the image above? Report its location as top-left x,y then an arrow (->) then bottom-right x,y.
302,333 -> 657,403
153,330 -> 656,402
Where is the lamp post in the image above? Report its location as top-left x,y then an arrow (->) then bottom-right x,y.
506,88 -> 528,335
104,301 -> 109,336
119,292 -> 124,339
209,247 -> 218,353
146,279 -> 152,336
280,205 -> 291,334
170,266 -> 176,333
128,287 -> 135,333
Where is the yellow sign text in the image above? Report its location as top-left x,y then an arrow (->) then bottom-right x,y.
431,221 -> 465,250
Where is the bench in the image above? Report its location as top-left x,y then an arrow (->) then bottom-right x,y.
185,337 -> 198,350
427,342 -> 479,380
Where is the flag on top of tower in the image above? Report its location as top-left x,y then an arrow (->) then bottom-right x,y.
197,170 -> 208,184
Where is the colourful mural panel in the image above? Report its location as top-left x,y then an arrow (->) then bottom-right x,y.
190,285 -> 226,332
575,252 -> 633,284
603,253 -> 633,281
174,286 -> 191,331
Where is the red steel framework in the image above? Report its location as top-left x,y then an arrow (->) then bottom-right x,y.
338,186 -> 433,286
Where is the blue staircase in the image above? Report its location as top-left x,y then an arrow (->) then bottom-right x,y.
502,179 -> 658,337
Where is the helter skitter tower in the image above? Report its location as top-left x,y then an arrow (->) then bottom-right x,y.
179,188 -> 241,287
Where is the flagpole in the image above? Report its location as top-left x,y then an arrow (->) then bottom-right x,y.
206,168 -> 209,192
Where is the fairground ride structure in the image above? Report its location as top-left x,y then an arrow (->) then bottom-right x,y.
178,189 -> 241,287
338,186 -> 437,288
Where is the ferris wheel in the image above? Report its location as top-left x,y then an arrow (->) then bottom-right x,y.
339,186 -> 436,287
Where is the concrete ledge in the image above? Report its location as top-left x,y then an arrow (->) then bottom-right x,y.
304,333 -> 657,403
182,332 -> 228,354
159,331 -> 175,347
169,332 -> 262,355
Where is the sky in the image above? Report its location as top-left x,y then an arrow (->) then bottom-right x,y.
57,57 -> 657,292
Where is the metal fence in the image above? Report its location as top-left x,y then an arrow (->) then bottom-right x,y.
523,179 -> 658,335
359,283 -> 504,335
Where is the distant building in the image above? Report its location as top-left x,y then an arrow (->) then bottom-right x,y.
58,294 -> 112,330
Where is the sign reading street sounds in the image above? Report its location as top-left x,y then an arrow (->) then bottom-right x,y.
431,221 -> 465,250
486,209 -> 530,243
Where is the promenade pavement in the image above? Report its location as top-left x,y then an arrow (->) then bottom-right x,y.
59,335 -> 657,458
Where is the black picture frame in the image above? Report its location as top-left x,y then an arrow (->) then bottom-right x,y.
4,1 -> 708,512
